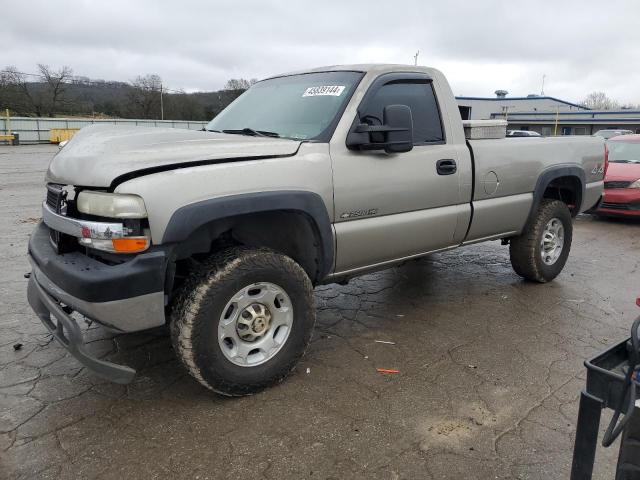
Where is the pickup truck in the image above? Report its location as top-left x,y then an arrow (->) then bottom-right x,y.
27,64 -> 605,396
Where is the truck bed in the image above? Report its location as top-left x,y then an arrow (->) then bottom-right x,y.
464,135 -> 604,242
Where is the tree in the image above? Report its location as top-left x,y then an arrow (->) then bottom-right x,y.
581,91 -> 620,110
2,66 -> 44,115
37,64 -> 73,116
127,74 -> 162,119
0,64 -> 73,116
223,78 -> 257,91
0,69 -> 19,113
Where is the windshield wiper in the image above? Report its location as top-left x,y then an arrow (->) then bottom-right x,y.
222,128 -> 280,138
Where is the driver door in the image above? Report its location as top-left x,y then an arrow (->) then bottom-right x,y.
330,73 -> 467,273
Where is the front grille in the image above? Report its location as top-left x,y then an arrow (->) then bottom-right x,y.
601,202 -> 630,210
604,180 -> 632,189
45,183 -> 70,253
46,183 -> 64,211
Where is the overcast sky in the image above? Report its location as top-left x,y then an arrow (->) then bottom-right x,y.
3,0 -> 640,104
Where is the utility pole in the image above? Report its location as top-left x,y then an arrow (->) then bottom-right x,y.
413,50 -> 420,66
502,105 -> 510,122
160,83 -> 164,121
541,74 -> 546,96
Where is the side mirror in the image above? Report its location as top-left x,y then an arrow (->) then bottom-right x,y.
346,104 -> 413,154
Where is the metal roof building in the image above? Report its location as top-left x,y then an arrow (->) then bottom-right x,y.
456,93 -> 640,136
456,94 -> 588,121
492,109 -> 640,136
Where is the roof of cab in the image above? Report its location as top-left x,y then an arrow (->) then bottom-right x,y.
264,64 -> 439,80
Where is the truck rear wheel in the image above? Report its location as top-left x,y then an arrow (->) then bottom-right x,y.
509,199 -> 573,283
171,247 -> 315,396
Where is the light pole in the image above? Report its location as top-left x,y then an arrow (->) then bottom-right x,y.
160,83 -> 164,121
413,50 -> 420,66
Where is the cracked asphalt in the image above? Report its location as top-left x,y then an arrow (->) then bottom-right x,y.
1,145 -> 639,479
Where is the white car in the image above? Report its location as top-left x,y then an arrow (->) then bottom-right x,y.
507,130 -> 542,137
593,129 -> 634,140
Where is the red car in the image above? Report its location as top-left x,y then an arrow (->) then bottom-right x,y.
597,134 -> 640,217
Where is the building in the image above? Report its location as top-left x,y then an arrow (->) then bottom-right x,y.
456,91 -> 640,136
494,109 -> 640,136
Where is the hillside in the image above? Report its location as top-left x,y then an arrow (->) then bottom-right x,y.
0,72 -> 244,121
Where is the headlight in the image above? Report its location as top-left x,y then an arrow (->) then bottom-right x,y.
630,179 -> 640,189
77,191 -> 147,218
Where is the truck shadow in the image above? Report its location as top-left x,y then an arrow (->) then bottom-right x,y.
93,246 -> 520,395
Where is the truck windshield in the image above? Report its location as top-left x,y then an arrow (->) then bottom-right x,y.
608,141 -> 640,163
206,71 -> 363,141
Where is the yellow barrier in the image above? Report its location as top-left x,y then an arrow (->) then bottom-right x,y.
0,134 -> 15,145
50,129 -> 80,144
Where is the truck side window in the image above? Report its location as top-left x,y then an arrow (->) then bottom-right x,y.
361,81 -> 444,144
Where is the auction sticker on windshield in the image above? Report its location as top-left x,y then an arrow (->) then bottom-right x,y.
302,85 -> 345,97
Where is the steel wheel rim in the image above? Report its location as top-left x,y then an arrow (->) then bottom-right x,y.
218,282 -> 293,367
540,217 -> 564,265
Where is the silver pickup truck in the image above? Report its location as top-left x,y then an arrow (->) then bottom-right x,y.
27,64 -> 605,395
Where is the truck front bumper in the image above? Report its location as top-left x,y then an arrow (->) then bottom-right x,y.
27,222 -> 170,383
27,274 -> 137,384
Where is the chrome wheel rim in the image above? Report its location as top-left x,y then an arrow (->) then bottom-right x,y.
540,218 -> 564,265
218,282 -> 293,367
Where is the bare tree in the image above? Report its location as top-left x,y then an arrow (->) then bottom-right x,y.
2,66 -> 43,115
223,78 -> 257,91
0,69 -> 17,113
1,64 -> 74,116
581,91 -> 620,110
37,64 -> 73,116
127,74 -> 162,119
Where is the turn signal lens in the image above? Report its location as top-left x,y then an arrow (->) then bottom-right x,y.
111,237 -> 149,253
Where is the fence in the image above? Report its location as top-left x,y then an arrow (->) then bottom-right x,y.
0,116 -> 209,144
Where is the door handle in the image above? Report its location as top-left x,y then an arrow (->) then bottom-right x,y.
436,159 -> 457,175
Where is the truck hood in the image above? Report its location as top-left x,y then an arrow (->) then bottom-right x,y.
46,124 -> 302,188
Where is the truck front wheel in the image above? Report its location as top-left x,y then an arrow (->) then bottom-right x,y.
171,247 -> 315,396
509,199 -> 573,283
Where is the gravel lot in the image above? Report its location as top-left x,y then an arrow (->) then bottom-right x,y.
1,145 -> 639,479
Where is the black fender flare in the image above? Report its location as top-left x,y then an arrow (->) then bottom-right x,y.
162,190 -> 334,280
526,165 -> 585,225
